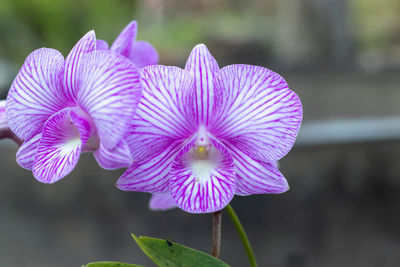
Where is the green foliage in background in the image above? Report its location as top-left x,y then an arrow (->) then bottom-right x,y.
351,0 -> 400,50
0,0 -> 138,64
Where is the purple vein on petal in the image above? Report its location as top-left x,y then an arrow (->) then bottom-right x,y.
185,44 -> 219,126
32,107 -> 91,183
6,48 -> 67,140
169,138 -> 236,213
64,30 -> 96,100
76,50 -> 141,150
125,66 -> 195,161
117,141 -> 184,193
210,64 -> 302,162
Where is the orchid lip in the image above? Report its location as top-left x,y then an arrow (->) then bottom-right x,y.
71,107 -> 100,152
188,146 -> 218,184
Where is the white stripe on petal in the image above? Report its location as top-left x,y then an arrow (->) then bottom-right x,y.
6,48 -> 67,140
228,148 -> 289,195
211,64 -> 302,162
116,141 -> 184,193
16,133 -> 41,170
185,44 -> 219,126
33,108 -> 91,183
126,66 -> 195,161
77,50 -> 141,150
63,30 -> 96,100
169,138 -> 236,213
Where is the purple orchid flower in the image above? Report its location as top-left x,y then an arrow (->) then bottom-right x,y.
6,31 -> 142,183
116,44 -> 303,214
97,21 -> 159,68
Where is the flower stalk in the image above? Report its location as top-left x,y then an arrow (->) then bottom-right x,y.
211,210 -> 222,258
225,204 -> 258,267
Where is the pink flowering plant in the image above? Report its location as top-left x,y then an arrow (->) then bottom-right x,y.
117,44 -> 302,215
1,21 -> 302,267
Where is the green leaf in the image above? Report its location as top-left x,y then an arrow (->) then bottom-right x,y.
132,234 -> 230,267
83,261 -> 143,267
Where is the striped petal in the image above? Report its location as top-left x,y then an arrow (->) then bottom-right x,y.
169,138 -> 236,213
94,140 -> 132,170
76,50 -> 141,150
126,66 -> 195,161
6,48 -> 67,140
128,40 -> 159,68
16,133 -> 41,170
111,21 -> 137,57
149,192 -> 177,211
96,39 -> 109,50
32,108 -> 91,183
211,64 -> 302,162
117,141 -> 184,193
229,149 -> 289,195
63,30 -> 96,100
185,44 -> 219,126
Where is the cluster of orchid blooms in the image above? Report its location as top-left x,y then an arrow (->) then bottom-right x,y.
1,21 -> 302,214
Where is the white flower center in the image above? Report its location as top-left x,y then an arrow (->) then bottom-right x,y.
182,125 -> 223,184
60,121 -> 82,155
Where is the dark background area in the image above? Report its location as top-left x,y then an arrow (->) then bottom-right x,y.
1,0 -> 400,266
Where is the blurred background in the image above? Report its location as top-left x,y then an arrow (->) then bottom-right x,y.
1,0 -> 400,266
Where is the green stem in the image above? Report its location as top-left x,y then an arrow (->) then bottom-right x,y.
224,204 -> 258,267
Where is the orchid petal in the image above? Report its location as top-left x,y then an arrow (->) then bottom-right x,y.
149,192 -> 177,211
6,48 -> 67,140
63,30 -> 96,100
212,64 -> 302,162
77,50 -> 141,150
16,133 -> 41,170
116,141 -> 184,193
185,44 -> 219,126
126,66 -> 195,161
96,39 -> 109,50
169,138 -> 236,213
229,149 -> 289,195
32,108 -> 91,183
94,140 -> 132,170
110,21 -> 137,57
127,40 -> 159,68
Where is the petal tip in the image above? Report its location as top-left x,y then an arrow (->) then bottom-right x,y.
190,43 -> 211,55
115,175 -> 129,191
193,43 -> 208,49
127,20 -> 138,29
86,29 -> 96,38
